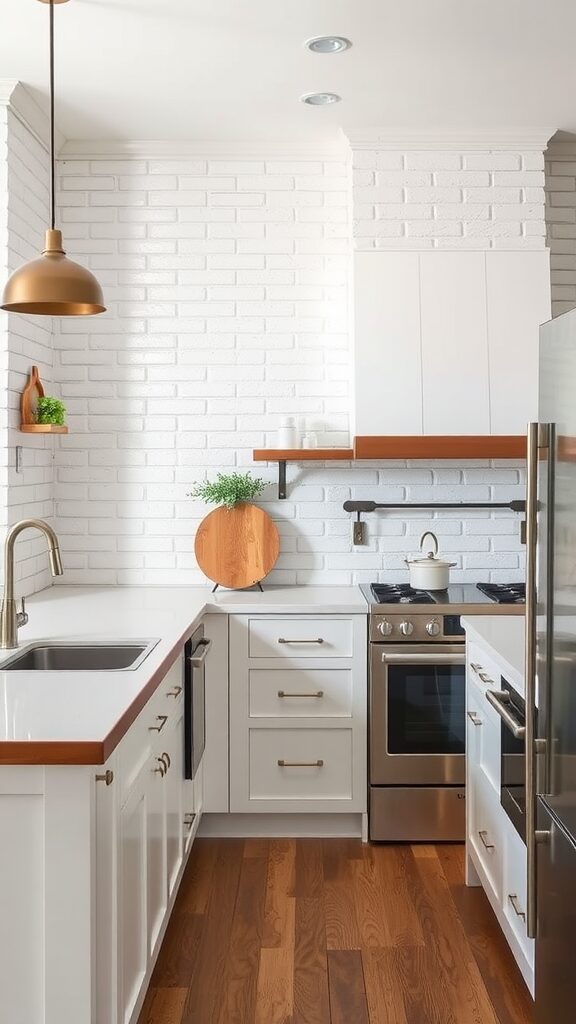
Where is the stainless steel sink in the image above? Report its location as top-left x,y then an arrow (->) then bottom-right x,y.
0,639 -> 160,672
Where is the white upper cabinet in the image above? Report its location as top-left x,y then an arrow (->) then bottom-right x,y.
353,250 -> 551,436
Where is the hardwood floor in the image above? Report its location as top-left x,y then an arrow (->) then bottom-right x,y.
138,839 -> 533,1024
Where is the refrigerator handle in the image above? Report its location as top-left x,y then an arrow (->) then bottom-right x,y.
525,421 -> 539,939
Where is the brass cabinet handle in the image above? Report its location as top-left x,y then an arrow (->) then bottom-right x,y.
153,757 -> 166,777
96,769 -> 114,786
166,686 -> 182,698
470,662 -> 494,685
278,759 -> 324,767
478,829 -> 495,850
467,711 -> 483,726
278,690 -> 324,698
160,751 -> 171,770
278,637 -> 324,645
148,714 -> 168,733
508,893 -> 526,922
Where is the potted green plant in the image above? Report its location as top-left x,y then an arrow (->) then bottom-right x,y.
36,396 -> 66,427
189,471 -> 266,509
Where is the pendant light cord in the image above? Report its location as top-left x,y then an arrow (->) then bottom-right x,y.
49,0 -> 55,231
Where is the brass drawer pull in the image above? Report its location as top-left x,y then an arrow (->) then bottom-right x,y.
478,829 -> 495,850
467,711 -> 483,726
470,662 -> 494,685
166,686 -> 182,698
153,758 -> 166,777
278,690 -> 324,698
148,714 -> 168,733
508,893 -> 526,921
278,637 -> 324,645
278,759 -> 324,768
160,752 -> 171,770
96,769 -> 114,786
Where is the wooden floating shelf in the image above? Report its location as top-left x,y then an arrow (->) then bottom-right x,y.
253,448 -> 354,462
253,437 -> 527,497
20,424 -> 68,434
353,435 -> 527,460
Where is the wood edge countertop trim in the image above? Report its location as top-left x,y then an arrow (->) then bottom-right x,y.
0,619 -> 202,766
353,435 -> 527,459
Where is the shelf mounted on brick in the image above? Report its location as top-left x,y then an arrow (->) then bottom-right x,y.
252,448 -> 355,499
20,366 -> 68,435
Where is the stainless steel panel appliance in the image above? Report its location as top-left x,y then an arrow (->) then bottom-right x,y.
485,676 -> 526,841
364,582 -> 525,842
524,307 -> 576,1021
184,625 -> 211,780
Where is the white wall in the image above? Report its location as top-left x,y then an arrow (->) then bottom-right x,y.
49,147 -> 527,585
0,87 -> 56,595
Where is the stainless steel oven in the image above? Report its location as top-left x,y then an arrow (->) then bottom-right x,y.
486,677 -> 526,841
369,640 -> 466,841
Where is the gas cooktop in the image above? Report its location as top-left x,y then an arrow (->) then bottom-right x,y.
361,581 -> 526,615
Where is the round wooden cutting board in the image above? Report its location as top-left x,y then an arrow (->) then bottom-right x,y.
194,503 -> 280,589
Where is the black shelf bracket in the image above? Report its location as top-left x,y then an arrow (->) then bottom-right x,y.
278,460 -> 287,500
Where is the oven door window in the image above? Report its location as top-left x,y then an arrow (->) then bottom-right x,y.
387,663 -> 466,755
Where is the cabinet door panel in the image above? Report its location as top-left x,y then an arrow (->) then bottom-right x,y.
353,251 -> 422,434
420,252 -> 489,434
119,783 -> 147,1024
486,250 -> 551,434
165,712 -> 184,898
147,755 -> 167,957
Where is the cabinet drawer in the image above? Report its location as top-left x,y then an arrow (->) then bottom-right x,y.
467,683 -> 500,794
249,668 -> 352,718
118,657 -> 184,802
248,618 -> 353,659
503,818 -> 534,965
469,774 -> 503,902
468,642 -> 503,693
248,728 -> 353,800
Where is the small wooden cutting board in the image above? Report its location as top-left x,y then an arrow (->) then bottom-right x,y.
194,503 -> 280,589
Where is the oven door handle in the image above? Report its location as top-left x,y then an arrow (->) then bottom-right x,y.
380,653 -> 464,665
485,689 -> 526,739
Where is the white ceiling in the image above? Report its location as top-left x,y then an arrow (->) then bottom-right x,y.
1,0 -> 576,144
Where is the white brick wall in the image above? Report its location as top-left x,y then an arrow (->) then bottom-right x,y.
0,95 -> 56,595
353,149 -> 547,251
545,132 -> 576,317
50,151 -> 526,586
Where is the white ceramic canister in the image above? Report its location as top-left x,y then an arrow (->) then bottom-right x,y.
277,416 -> 298,448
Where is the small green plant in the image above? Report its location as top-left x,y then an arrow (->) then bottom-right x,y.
189,471 -> 266,510
36,396 -> 66,426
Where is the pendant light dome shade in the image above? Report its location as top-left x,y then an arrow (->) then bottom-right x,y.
1,230 -> 105,315
1,0 -> 105,316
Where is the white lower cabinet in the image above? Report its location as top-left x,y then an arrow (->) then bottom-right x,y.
229,614 -> 367,814
465,636 -> 534,994
119,777 -> 149,1024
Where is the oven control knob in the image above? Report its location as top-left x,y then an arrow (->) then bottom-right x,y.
399,620 -> 414,636
378,619 -> 393,637
426,619 -> 441,637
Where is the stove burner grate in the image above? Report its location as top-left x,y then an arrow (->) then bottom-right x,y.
476,582 -> 526,604
370,583 -> 436,605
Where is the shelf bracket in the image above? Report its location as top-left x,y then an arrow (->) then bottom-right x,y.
278,460 -> 287,500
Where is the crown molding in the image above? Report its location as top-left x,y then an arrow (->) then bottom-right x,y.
59,136 -> 350,160
345,126 -> 556,152
0,79 -> 65,153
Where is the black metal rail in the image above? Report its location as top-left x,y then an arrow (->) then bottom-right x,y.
343,500 -> 526,514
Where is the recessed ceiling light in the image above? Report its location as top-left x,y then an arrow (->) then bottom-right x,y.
300,92 -> 342,106
305,36 -> 352,54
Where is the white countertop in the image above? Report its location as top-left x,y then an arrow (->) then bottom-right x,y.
0,585 -> 368,764
462,614 -> 525,694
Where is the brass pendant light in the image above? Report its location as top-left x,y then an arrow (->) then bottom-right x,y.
1,0 -> 105,315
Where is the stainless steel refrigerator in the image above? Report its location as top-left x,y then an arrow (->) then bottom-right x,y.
526,308 -> 576,1022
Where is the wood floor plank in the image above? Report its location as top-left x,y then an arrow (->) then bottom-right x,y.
406,846 -> 500,1024
362,947 -> 409,1024
244,839 -> 270,859
370,845 -> 426,948
254,947 -> 294,1024
352,845 -> 395,948
138,987 -> 188,1024
262,839 -> 296,949
327,949 -> 369,1024
216,853 -> 268,1024
180,839 -> 245,1024
294,839 -> 324,898
293,896 -> 330,1024
175,836 -> 217,915
150,911 -> 203,988
323,842 -> 362,950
